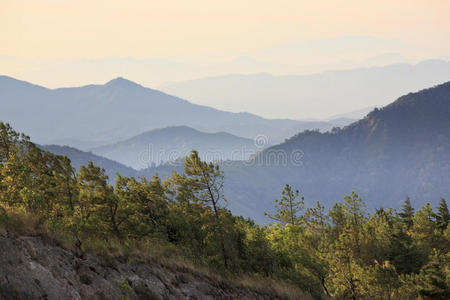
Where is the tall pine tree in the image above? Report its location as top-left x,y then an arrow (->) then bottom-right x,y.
265,184 -> 304,226
399,196 -> 414,229
436,198 -> 450,232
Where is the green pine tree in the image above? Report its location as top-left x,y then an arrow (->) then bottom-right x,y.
436,198 -> 450,232
399,196 -> 415,229
417,250 -> 450,299
265,184 -> 304,226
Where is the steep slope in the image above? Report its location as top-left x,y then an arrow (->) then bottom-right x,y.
0,76 -> 340,148
39,145 -> 138,180
0,236 -> 298,300
161,59 -> 450,119
90,126 -> 259,169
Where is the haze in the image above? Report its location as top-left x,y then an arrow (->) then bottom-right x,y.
2,0 -> 450,118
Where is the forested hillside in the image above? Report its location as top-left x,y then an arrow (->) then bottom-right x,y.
0,122 -> 449,299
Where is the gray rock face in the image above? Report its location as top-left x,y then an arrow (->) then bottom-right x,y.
0,236 -> 282,300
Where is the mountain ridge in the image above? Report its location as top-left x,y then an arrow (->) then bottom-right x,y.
90,126 -> 260,169
139,81 -> 450,222
39,144 -> 138,180
161,59 -> 450,119
0,75 -> 346,149
33,81 -> 450,222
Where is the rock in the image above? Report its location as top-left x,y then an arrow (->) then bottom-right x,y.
0,236 -> 288,299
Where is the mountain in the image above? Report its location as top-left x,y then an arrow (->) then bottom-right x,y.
39,145 -> 138,180
143,81 -> 450,223
0,76 -> 344,149
161,59 -> 450,119
40,82 -> 450,223
326,106 -> 375,121
90,126 -> 260,169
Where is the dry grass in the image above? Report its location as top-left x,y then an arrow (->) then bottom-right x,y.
0,205 -> 47,237
78,237 -> 312,299
0,206 -> 312,300
140,246 -> 312,299
234,275 -> 313,299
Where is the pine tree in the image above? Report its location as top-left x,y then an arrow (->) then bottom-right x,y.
389,222 -> 423,274
265,184 -> 304,226
303,201 -> 331,297
399,196 -> 414,229
436,198 -> 450,232
70,161 -> 115,248
326,192 -> 367,300
417,250 -> 450,299
413,203 -> 439,261
183,150 -> 231,270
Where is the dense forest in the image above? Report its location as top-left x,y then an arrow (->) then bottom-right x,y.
1,122 -> 449,299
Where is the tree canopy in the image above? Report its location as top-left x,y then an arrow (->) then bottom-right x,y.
0,122 -> 449,299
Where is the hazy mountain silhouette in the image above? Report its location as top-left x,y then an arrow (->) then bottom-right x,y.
90,126 -> 260,169
161,59 -> 450,119
0,76 -> 345,148
39,145 -> 138,180
326,106 -> 375,120
142,81 -> 450,222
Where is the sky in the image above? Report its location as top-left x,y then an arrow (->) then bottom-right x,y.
1,0 -> 450,115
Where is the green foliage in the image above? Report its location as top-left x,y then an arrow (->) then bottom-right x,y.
436,198 -> 450,232
1,122 -> 449,299
265,184 -> 304,225
399,196 -> 415,229
416,250 -> 450,299
114,279 -> 134,300
265,186 -> 450,299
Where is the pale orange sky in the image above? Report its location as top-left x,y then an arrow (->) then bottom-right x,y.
1,0 -> 450,93
1,0 -> 450,59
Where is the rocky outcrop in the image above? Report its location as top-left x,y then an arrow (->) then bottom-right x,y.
0,236 -> 286,300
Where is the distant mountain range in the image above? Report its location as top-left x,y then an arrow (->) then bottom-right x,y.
0,75 -> 348,149
161,59 -> 450,119
143,81 -> 450,222
90,126 -> 260,169
36,81 -> 450,222
6,74 -> 450,223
